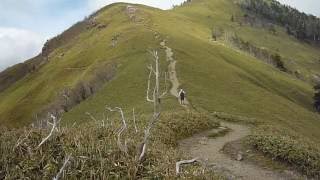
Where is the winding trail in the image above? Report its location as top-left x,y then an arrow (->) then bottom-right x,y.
179,122 -> 303,179
160,39 -> 303,179
160,40 -> 189,106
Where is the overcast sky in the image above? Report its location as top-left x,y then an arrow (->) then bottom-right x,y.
0,0 -> 319,71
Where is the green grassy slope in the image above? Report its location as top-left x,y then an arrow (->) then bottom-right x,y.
0,4 -> 165,126
65,0 -> 320,143
169,0 -> 320,141
0,0 -> 319,145
173,0 -> 320,82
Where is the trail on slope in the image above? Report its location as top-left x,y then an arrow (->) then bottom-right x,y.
160,39 -> 302,179
179,121 -> 303,179
160,41 -> 189,106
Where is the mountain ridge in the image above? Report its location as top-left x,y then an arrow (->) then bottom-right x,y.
1,0 -> 320,178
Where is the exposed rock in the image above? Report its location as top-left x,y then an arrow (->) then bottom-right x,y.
199,137 -> 208,145
219,126 -> 228,130
236,153 -> 243,161
126,5 -> 138,20
97,24 -> 107,29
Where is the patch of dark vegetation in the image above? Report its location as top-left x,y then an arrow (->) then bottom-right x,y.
232,11 -> 279,35
0,111 -> 219,179
172,0 -> 193,9
34,62 -> 117,127
231,35 -> 287,72
211,27 -> 224,41
238,0 -> 320,44
212,111 -> 258,125
249,125 -> 320,178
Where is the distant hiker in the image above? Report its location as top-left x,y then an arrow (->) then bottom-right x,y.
179,89 -> 186,105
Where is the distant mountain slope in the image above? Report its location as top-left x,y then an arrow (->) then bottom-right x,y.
0,0 -> 319,148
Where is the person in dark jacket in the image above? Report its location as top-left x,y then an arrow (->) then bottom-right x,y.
178,89 -> 186,105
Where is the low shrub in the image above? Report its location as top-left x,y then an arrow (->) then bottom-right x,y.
249,125 -> 320,177
0,111 -> 220,179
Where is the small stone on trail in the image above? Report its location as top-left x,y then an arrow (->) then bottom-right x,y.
199,137 -> 208,145
236,153 -> 243,161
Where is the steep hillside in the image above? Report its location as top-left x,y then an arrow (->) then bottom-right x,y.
62,0 -> 320,144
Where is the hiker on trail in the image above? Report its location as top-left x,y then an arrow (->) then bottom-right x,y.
179,89 -> 186,105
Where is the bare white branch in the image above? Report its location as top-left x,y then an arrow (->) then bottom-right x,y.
138,129 -> 149,161
14,129 -> 32,150
138,49 -> 165,161
176,158 -> 199,175
146,65 -> 155,103
106,107 -> 128,155
71,122 -> 77,128
85,112 -> 98,123
53,154 -> 71,180
37,114 -> 58,148
102,112 -> 106,127
133,108 -> 138,133
138,112 -> 161,161
147,65 -> 156,75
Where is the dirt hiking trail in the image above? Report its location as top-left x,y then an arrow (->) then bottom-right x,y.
179,121 -> 304,179
160,40 -> 189,106
160,39 -> 304,179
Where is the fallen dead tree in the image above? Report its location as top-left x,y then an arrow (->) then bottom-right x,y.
176,158 -> 200,174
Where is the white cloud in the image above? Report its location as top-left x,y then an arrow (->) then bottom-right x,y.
0,27 -> 45,71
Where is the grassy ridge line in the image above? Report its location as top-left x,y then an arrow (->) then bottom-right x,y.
174,0 -> 320,83
0,4 -> 157,127
166,30 -> 320,142
165,0 -> 320,142
0,111 -> 220,179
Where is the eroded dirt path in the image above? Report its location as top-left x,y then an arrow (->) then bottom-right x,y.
179,121 -> 303,180
160,40 -> 189,106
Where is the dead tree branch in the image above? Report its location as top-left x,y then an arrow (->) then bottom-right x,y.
146,65 -> 155,103
106,107 -> 128,155
53,154 -> 72,180
138,49 -> 167,161
176,158 -> 199,175
14,129 -> 32,150
85,112 -> 98,123
37,114 -> 58,148
133,108 -> 138,133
